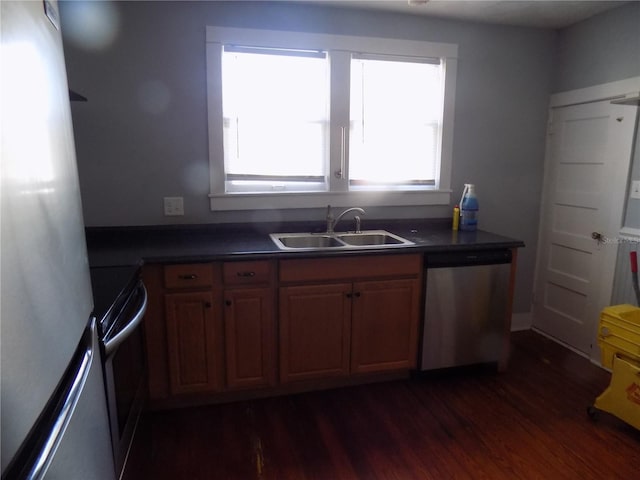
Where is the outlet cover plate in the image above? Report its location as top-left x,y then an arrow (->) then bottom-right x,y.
164,197 -> 184,216
630,180 -> 640,200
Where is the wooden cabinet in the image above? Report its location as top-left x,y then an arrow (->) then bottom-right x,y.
351,279 -> 420,374
222,260 -> 276,390
279,283 -> 352,383
165,290 -> 221,395
162,263 -> 223,397
278,254 -> 422,384
223,287 -> 275,390
143,260 -> 275,403
143,253 -> 421,405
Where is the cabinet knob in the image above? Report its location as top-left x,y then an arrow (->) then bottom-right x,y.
178,274 -> 198,280
225,300 -> 232,307
204,301 -> 212,308
354,292 -> 361,298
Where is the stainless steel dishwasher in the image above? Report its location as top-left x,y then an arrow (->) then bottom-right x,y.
420,249 -> 512,370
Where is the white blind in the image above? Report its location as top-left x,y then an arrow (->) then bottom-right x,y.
349,55 -> 444,185
221,47 -> 329,190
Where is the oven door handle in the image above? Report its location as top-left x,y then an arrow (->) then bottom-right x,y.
104,283 -> 148,358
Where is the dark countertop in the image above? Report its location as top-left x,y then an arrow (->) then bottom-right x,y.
85,218 -> 525,268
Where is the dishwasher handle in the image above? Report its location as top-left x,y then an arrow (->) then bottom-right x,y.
425,249 -> 512,268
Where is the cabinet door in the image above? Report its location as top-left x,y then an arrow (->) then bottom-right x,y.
351,279 -> 420,374
223,288 -> 275,390
165,291 -> 221,395
279,284 -> 352,383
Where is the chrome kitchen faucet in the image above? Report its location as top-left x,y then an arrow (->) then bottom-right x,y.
325,205 -> 365,234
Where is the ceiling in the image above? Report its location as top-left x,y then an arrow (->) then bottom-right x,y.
299,1 -> 630,29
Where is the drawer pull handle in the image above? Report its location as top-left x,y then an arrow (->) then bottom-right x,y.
237,271 -> 256,278
178,274 -> 198,280
204,302 -> 212,308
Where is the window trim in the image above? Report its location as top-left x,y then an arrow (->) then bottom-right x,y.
206,26 -> 458,211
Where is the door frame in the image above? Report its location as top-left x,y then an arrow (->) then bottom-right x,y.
548,77 -> 640,109
533,76 -> 640,364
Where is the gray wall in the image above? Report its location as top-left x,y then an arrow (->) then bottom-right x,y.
60,1 -> 557,314
552,2 -> 640,93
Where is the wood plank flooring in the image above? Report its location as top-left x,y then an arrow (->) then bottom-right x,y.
126,331 -> 640,479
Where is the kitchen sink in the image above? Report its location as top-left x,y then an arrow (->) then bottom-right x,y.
337,232 -> 405,246
277,235 -> 343,249
270,230 -> 414,251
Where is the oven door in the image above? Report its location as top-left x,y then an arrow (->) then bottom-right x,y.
102,281 -> 147,479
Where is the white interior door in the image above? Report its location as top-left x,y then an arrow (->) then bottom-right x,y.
533,99 -> 637,359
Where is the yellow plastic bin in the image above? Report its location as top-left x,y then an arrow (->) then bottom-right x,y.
589,305 -> 640,430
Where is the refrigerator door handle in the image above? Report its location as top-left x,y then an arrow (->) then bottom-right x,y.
3,321 -> 97,480
32,336 -> 93,479
103,284 -> 147,358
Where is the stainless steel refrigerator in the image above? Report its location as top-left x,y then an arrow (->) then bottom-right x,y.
1,1 -> 115,479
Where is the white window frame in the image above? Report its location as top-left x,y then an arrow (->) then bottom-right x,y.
206,26 -> 458,211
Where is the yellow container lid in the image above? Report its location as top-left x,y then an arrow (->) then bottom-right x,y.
601,304 -> 640,327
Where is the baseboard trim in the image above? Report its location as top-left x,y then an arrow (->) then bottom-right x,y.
529,328 -> 608,370
511,312 -> 532,331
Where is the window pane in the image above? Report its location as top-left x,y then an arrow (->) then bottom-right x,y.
222,49 -> 329,190
349,57 -> 443,185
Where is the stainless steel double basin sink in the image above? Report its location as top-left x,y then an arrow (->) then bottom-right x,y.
270,230 -> 414,251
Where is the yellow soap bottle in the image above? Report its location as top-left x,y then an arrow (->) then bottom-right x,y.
452,205 -> 460,231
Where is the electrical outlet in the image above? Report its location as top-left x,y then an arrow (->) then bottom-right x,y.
163,197 -> 184,216
631,180 -> 640,200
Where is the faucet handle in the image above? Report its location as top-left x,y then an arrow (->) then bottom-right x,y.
326,205 -> 334,233
326,205 -> 334,222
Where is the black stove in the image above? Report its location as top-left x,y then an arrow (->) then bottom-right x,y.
89,264 -> 142,339
88,263 -> 147,478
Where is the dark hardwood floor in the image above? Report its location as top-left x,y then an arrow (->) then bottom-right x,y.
127,331 -> 640,479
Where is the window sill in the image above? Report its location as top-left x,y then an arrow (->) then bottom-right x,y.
208,189 -> 451,211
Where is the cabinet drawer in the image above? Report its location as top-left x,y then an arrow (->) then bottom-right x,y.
164,263 -> 217,289
279,254 -> 422,283
223,260 -> 271,286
